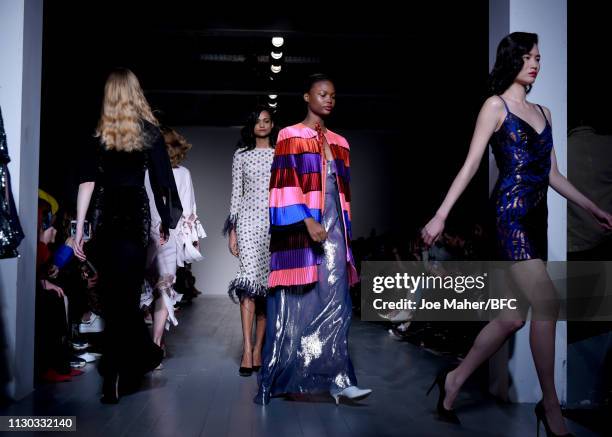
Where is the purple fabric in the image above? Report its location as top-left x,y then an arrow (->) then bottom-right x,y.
270,247 -> 319,270
271,153 -> 321,174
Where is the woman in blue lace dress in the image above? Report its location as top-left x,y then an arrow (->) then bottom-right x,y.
422,33 -> 612,435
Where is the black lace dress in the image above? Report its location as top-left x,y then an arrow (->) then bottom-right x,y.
79,120 -> 182,380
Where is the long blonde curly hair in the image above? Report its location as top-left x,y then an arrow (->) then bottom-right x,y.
161,126 -> 193,168
95,68 -> 158,152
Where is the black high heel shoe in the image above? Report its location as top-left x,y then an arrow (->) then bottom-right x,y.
239,366 -> 253,376
426,368 -> 460,424
535,400 -> 574,437
239,354 -> 253,377
100,373 -> 120,404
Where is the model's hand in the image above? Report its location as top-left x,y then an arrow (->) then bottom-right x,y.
421,214 -> 445,247
159,224 -> 169,245
229,229 -> 239,257
305,218 -> 327,242
591,207 -> 612,230
41,280 -> 65,298
74,222 -> 86,261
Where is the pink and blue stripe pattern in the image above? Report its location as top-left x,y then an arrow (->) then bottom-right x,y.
268,124 -> 358,289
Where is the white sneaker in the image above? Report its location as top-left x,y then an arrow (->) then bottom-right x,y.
69,340 -> 90,351
330,386 -> 372,405
77,352 -> 97,363
79,313 -> 105,333
70,357 -> 87,368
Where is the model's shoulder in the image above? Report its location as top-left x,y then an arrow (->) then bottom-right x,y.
278,124 -> 316,141
326,129 -> 350,149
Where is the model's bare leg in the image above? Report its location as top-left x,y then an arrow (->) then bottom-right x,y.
253,306 -> 266,368
240,297 -> 255,368
444,259 -> 568,434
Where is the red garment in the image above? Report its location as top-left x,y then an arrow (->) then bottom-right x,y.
37,241 -> 51,269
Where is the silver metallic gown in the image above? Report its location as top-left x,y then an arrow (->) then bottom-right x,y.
254,159 -> 357,404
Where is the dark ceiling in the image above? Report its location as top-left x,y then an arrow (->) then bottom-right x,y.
41,2 -> 489,129
36,1 -> 612,236
40,1 -> 491,216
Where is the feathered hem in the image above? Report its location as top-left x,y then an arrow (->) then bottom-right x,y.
222,214 -> 238,237
228,277 -> 268,304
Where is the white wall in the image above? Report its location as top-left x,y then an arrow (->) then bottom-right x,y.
177,127 -> 237,297
510,0 -> 568,261
0,0 -> 43,400
0,0 -> 25,401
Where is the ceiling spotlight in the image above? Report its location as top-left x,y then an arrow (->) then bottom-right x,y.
268,94 -> 278,99
268,102 -> 278,108
271,51 -> 283,60
272,37 -> 284,47
270,65 -> 282,73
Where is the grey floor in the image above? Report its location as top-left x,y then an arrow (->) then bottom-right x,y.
0,296 -> 597,437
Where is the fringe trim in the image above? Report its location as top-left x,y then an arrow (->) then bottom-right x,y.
222,214 -> 238,237
228,277 -> 268,304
